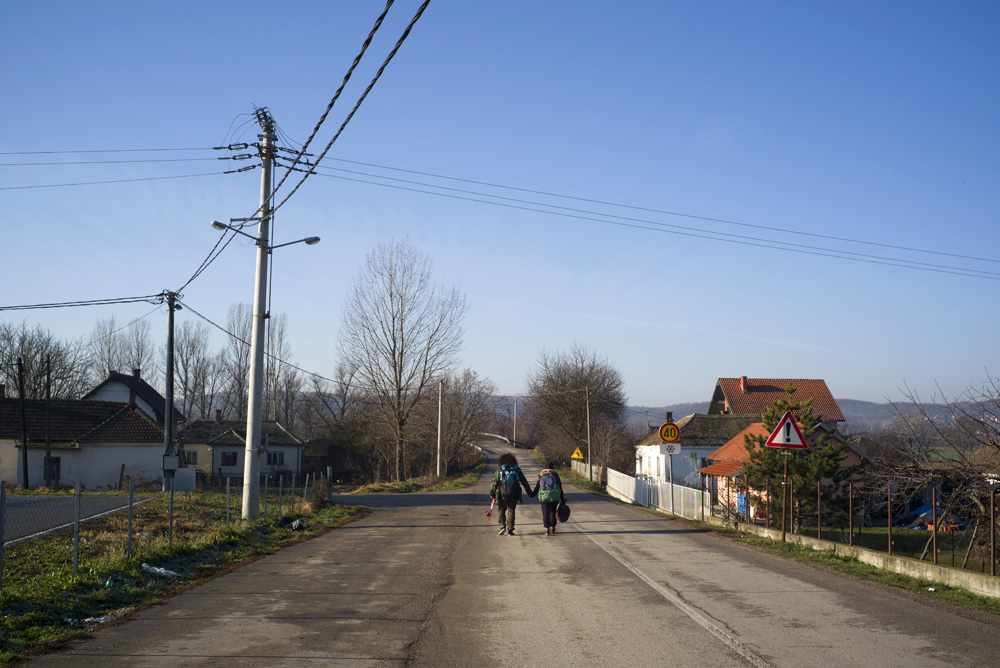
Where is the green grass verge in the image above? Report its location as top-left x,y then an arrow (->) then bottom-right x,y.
0,490 -> 367,664
350,453 -> 486,495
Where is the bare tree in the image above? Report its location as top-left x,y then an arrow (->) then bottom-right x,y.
220,303 -> 253,419
124,318 -> 157,387
173,320 -> 213,420
526,343 -> 627,463
88,316 -> 127,382
339,239 -> 468,481
264,313 -> 302,429
858,376 -> 1000,562
88,316 -> 158,386
411,370 -> 496,475
0,321 -> 91,398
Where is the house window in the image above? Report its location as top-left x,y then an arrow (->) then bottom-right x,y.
267,451 -> 284,466
184,451 -> 198,465
221,451 -> 238,467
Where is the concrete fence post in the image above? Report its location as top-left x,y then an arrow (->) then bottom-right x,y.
73,482 -> 81,575
0,481 -> 6,594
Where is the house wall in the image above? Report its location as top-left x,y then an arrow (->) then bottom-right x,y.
206,444 -> 303,480
1,440 -> 162,490
87,383 -> 158,423
0,439 -> 18,485
636,444 -> 715,486
183,443 -> 213,473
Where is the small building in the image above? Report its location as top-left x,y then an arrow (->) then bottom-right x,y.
178,415 -> 306,483
0,396 -> 165,490
635,412 -> 758,486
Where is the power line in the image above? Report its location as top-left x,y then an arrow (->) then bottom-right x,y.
306,169 -> 1000,281
0,147 -> 214,155
178,299 -> 336,385
315,156 -> 1000,267
266,0 -> 397,214
0,157 -> 223,166
0,172 -> 226,191
0,295 -> 164,312
298,162 -> 1000,277
270,0 -> 431,217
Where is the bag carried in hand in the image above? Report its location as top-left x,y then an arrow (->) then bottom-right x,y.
498,465 -> 520,499
537,471 -> 562,503
557,499 -> 570,523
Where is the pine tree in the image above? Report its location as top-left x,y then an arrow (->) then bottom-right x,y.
744,384 -> 859,531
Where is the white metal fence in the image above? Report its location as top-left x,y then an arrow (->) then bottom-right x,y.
607,468 -> 711,522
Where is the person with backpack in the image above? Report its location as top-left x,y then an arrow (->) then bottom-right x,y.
530,461 -> 566,536
489,452 -> 533,536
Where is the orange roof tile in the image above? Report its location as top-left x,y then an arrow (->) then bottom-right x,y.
712,378 -> 845,422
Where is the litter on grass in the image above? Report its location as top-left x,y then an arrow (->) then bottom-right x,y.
141,563 -> 179,578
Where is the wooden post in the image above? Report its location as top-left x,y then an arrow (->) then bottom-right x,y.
888,485 -> 893,557
817,480 -> 822,541
848,482 -> 854,547
933,487 -> 938,566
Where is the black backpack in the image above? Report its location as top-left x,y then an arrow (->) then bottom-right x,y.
498,465 -> 519,499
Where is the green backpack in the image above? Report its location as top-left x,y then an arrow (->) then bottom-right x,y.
538,471 -> 561,503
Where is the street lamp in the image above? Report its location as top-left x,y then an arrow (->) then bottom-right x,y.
210,219 -> 319,520
211,220 -> 320,249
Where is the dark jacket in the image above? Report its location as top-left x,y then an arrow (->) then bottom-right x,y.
490,465 -> 533,502
530,468 -> 566,502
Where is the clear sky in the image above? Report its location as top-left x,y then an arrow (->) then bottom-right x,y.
3,1 -> 998,407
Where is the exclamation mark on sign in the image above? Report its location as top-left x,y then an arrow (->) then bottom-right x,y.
784,422 -> 792,443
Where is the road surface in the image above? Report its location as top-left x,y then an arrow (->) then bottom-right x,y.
22,442 -> 1000,667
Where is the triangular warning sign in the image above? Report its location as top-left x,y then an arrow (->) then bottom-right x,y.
764,411 -> 808,449
571,448 -> 584,460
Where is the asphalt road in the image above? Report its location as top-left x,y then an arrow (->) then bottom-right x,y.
21,442 -> 1000,667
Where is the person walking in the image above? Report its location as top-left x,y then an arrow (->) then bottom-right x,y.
531,461 -> 566,535
490,452 -> 533,536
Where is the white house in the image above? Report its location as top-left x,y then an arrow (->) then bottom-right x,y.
636,413 -> 759,487
83,368 -> 185,427
0,395 -> 165,490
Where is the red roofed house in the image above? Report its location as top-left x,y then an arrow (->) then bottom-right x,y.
708,377 -> 845,425
698,421 -> 869,519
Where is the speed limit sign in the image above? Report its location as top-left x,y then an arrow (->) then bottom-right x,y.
659,422 -> 679,443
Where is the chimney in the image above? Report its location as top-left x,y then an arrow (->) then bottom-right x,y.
129,390 -> 136,404
216,409 -> 222,422
133,368 -> 141,379
665,411 -> 673,423
740,376 -> 748,392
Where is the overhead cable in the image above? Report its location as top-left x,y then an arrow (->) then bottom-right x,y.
310,170 -> 1000,281
270,0 -> 431,216
317,156 -> 1000,267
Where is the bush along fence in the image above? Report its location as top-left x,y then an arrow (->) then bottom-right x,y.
717,471 -> 1000,580
606,468 -> 712,523
0,471 -> 332,594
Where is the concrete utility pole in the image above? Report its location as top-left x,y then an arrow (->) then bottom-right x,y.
45,356 -> 52,489
436,380 -> 443,477
242,109 -> 275,520
512,397 -> 517,447
586,386 -> 592,481
17,358 -> 28,489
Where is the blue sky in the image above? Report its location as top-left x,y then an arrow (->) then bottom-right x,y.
3,1 -> 998,407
